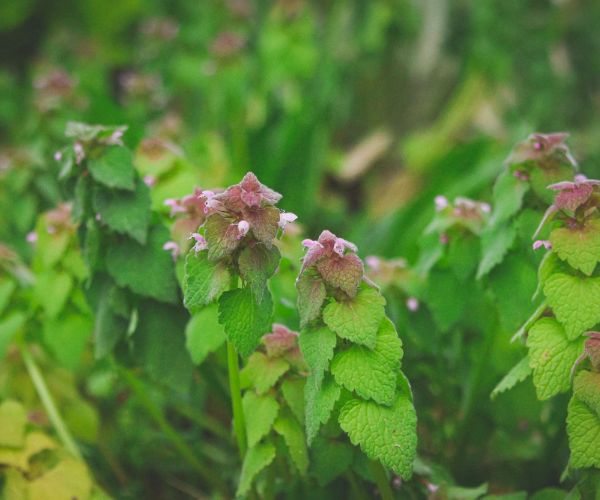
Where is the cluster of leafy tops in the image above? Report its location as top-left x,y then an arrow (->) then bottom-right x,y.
521,176 -> 600,470
296,230 -> 416,479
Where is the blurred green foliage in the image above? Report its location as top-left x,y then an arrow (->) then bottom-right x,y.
2,0 -> 600,498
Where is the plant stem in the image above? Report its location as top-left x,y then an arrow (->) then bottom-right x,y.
369,461 -> 394,500
226,273 -> 248,459
227,341 -> 247,458
20,344 -> 82,460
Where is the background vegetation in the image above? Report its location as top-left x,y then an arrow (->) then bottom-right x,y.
2,0 -> 600,498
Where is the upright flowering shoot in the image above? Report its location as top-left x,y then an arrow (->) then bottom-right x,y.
296,230 -> 417,484
182,172 -> 295,357
513,177 -> 600,471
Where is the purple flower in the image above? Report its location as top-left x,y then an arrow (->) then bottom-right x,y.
73,142 -> 85,164
434,195 -> 449,211
300,230 -> 358,273
237,220 -> 250,238
406,297 -> 419,312
212,172 -> 282,212
278,211 -> 297,231
26,232 -> 38,244
532,240 -> 552,251
189,233 -> 208,253
54,151 -> 62,162
143,175 -> 156,187
163,241 -> 180,259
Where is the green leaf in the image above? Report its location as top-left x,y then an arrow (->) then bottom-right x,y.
544,273 -> 600,340
133,301 -> 193,391
0,400 -> 27,447
310,437 -> 354,486
331,317 -> 402,405
34,271 -> 72,319
0,312 -> 26,360
323,287 -> 385,348
218,287 -> 273,357
567,371 -> 600,469
240,352 -> 289,394
238,244 -> 280,302
281,377 -> 305,425
490,169 -> 529,227
338,391 -> 417,479
296,271 -> 326,328
316,253 -> 363,297
550,219 -> 600,276
298,326 -> 337,391
477,223 -> 517,279
527,317 -> 584,400
185,304 -> 226,365
491,357 -> 532,400
28,458 -> 92,500
106,225 -> 179,304
305,373 -> 341,445
42,315 -> 92,369
204,213 -> 240,261
92,280 -> 128,358
237,442 -> 276,497
92,179 -> 151,244
0,278 -> 16,316
273,412 -> 309,474
183,251 -> 230,311
243,391 -> 280,447
87,146 -> 135,191
423,270 -> 468,332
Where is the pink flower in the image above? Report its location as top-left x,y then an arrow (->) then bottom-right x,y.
278,211 -> 297,231
237,220 -> 250,238
212,172 -> 282,212
434,195 -> 448,211
54,151 -> 62,162
143,175 -> 156,187
300,230 -> 359,274
26,232 -> 38,244
406,297 -> 419,312
73,142 -> 85,164
532,240 -> 552,251
189,233 -> 207,253
163,241 -> 180,259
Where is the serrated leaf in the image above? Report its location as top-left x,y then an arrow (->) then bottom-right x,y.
310,437 -> 354,486
274,412 -> 309,474
87,146 -> 135,191
245,206 -> 280,244
567,372 -> 600,469
92,280 -> 128,358
0,400 -> 27,447
316,253 -> 363,297
238,244 -> 280,302
490,169 -> 529,226
477,223 -> 517,278
218,287 -> 273,357
185,304 -> 226,365
183,251 -> 230,311
237,442 -> 276,497
338,392 -> 417,479
133,301 -> 193,391
423,270 -> 468,332
106,225 -> 179,304
92,179 -> 151,244
296,271 -> 326,328
544,273 -> 600,340
243,392 -> 280,447
305,373 -> 341,445
550,219 -> 600,276
240,352 -> 289,394
204,213 -> 241,261
331,317 -> 402,405
491,357 -> 532,399
298,326 -> 337,391
323,287 -> 385,348
527,317 -> 584,400
282,377 -> 305,425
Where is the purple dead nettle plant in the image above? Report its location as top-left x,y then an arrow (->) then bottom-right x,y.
296,230 -> 417,482
174,172 -> 296,459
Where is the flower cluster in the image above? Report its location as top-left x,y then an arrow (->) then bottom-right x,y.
427,195 -> 490,239
262,323 -> 304,369
298,230 -> 364,298
506,132 -> 577,172
533,176 -> 600,239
